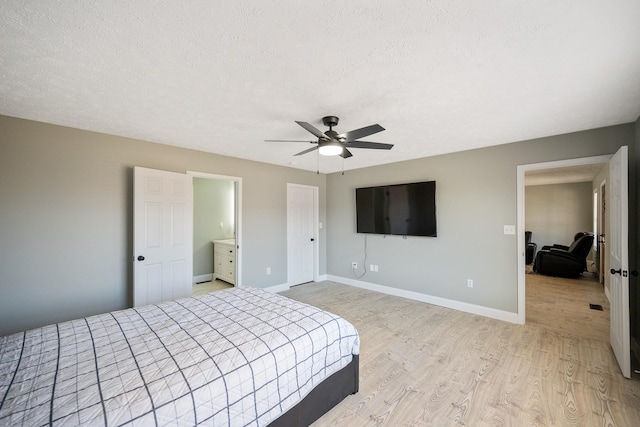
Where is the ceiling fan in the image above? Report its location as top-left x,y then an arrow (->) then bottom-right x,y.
266,116 -> 393,158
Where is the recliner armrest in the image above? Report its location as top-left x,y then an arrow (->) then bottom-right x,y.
546,248 -> 583,261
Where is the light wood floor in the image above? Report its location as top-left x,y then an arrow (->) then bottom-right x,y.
526,271 -> 610,342
281,277 -> 640,426
191,279 -> 233,296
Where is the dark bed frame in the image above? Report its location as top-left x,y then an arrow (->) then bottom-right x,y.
270,355 -> 359,426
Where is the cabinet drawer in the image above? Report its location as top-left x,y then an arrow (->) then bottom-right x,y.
214,245 -> 235,256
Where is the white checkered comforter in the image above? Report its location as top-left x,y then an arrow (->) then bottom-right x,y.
0,287 -> 360,426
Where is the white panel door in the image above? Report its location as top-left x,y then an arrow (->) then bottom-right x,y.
287,184 -> 316,286
134,167 -> 193,307
609,146 -> 630,378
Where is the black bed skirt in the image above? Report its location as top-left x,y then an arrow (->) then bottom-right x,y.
269,354 -> 359,426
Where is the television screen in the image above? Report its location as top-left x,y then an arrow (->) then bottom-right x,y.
355,181 -> 437,237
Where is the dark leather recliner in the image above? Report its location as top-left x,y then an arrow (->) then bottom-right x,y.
533,232 -> 594,278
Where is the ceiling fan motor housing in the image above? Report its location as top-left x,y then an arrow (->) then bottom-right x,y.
322,116 -> 340,128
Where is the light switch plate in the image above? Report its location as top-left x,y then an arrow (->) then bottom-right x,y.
504,225 -> 516,235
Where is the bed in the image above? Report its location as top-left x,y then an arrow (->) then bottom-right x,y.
0,287 -> 360,426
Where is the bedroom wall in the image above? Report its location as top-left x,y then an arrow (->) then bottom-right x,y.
525,182 -> 594,256
325,124 -> 633,315
1,115 -> 635,336
0,115 -> 327,336
193,178 -> 235,279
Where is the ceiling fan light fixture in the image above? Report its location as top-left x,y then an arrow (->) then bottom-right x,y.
268,116 -> 392,159
318,140 -> 343,156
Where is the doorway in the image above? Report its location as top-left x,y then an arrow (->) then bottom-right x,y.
523,165 -> 605,337
516,154 -> 612,323
598,181 -> 607,286
133,168 -> 242,306
518,148 -> 630,378
188,171 -> 242,289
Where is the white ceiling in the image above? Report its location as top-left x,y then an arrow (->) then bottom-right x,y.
1,1 -> 639,173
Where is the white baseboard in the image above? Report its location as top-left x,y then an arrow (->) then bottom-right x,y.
193,274 -> 213,284
326,275 -> 519,324
265,275 -> 327,294
605,283 -> 611,302
264,283 -> 290,293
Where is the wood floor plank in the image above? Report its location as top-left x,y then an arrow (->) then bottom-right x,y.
281,278 -> 640,426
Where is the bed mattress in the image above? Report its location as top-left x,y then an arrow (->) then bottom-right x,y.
0,287 -> 360,426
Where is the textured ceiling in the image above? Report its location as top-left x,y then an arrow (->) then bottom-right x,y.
1,1 -> 639,173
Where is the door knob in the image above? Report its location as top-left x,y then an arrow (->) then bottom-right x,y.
632,270 -> 639,277
137,255 -> 145,261
610,268 -> 621,275
310,238 -> 315,242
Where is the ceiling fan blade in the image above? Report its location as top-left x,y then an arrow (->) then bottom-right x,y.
294,146 -> 319,156
338,124 -> 385,142
340,148 -> 353,158
265,139 -> 315,143
344,141 -> 394,150
295,121 -> 327,139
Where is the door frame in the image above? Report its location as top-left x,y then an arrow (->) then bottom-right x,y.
287,183 -> 319,285
188,171 -> 243,287
599,179 -> 607,288
516,154 -> 613,324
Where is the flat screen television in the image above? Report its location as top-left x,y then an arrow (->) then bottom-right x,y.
356,181 -> 437,237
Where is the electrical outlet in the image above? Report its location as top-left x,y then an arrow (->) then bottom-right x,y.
266,267 -> 271,275
375,265 -> 379,272
352,262 -> 358,269
370,264 -> 374,271
467,279 -> 473,288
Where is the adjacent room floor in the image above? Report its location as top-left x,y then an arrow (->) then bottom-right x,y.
192,279 -> 233,296
525,268 -> 609,342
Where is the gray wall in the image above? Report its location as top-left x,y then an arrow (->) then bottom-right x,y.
0,115 -> 327,336
326,124 -> 633,314
193,178 -> 235,278
1,115 -> 635,336
525,182 -> 594,254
